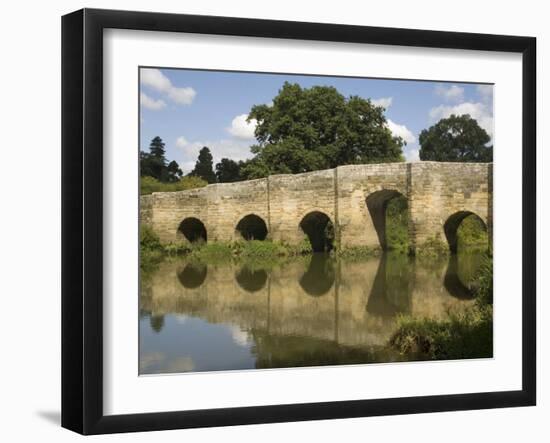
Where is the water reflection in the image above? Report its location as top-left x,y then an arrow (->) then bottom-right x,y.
149,314 -> 165,333
177,262 -> 207,289
299,254 -> 335,296
140,251 -> 484,374
367,254 -> 413,317
235,266 -> 268,293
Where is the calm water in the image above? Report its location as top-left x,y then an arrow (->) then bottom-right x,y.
139,252 -> 485,374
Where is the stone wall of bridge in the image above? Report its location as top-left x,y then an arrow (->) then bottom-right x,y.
140,161 -> 492,253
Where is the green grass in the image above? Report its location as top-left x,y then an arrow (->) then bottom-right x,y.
140,225 -> 317,266
140,176 -> 207,195
389,255 -> 493,360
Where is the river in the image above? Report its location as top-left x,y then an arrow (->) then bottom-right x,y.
139,251 -> 485,374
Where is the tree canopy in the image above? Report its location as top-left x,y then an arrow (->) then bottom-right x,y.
140,136 -> 183,182
419,114 -> 492,162
215,158 -> 243,183
239,82 -> 404,179
188,146 -> 217,183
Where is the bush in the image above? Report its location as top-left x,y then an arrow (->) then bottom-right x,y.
140,225 -> 164,277
474,255 -> 493,307
389,254 -> 493,361
457,215 -> 489,249
389,307 -> 492,360
416,233 -> 449,258
385,196 -> 409,253
188,242 -> 234,261
240,240 -> 285,259
140,175 -> 207,195
140,225 -> 162,251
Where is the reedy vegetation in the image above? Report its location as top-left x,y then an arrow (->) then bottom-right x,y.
389,254 -> 493,360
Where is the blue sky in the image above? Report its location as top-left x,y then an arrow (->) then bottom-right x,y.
140,67 -> 493,174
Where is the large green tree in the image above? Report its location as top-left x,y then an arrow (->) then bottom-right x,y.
189,146 -> 217,183
419,114 -> 492,162
140,136 -> 182,182
215,158 -> 243,183
241,82 -> 404,179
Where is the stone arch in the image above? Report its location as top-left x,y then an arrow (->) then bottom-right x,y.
177,217 -> 207,243
365,189 -> 408,251
235,214 -> 268,241
177,263 -> 207,289
444,211 -> 487,254
299,211 -> 334,253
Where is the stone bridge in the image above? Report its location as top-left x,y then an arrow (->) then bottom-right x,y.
140,161 -> 492,253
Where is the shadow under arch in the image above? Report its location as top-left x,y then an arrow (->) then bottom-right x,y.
299,253 -> 335,297
444,211 -> 487,254
177,217 -> 207,243
365,189 -> 408,251
299,211 -> 334,252
177,262 -> 208,289
366,253 -> 414,317
235,266 -> 268,293
236,214 -> 268,240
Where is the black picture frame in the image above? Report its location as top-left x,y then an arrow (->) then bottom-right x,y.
62,8 -> 536,435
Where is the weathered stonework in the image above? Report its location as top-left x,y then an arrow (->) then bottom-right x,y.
140,161 -> 492,253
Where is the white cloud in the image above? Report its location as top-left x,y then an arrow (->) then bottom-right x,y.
435,84 -> 465,102
371,97 -> 393,109
429,101 -> 493,137
175,136 -> 188,149
227,114 -> 258,139
229,325 -> 251,347
175,137 -> 255,175
386,119 -> 416,144
476,84 -> 493,102
140,92 -> 166,111
140,68 -> 196,105
141,68 -> 172,92
404,146 -> 420,162
166,86 -> 196,105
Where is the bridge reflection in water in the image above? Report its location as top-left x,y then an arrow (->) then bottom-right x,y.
139,252 -> 482,374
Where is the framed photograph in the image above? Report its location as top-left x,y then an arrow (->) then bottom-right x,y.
62,8 -> 536,434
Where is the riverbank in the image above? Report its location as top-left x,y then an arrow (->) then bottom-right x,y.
140,225 -> 383,269
389,255 -> 493,360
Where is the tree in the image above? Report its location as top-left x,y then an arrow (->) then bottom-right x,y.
140,136 -> 183,182
165,160 -> 183,183
149,136 -> 166,159
189,146 -> 216,183
419,114 -> 492,162
242,82 -> 404,178
215,158 -> 243,183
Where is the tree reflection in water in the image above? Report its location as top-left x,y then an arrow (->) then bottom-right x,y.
140,250 -> 487,373
366,253 -> 414,317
